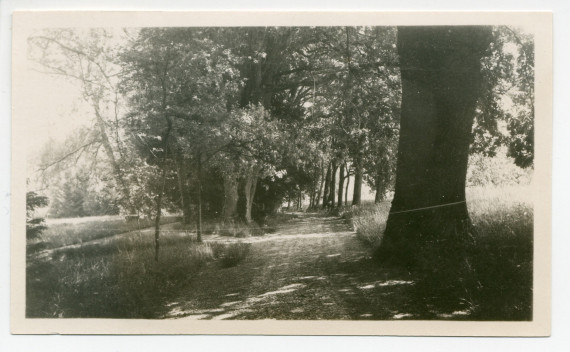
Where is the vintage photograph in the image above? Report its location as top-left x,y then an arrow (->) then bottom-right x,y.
11,12 -> 552,335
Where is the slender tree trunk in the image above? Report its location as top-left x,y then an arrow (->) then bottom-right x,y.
352,153 -> 363,206
175,157 -> 192,224
316,161 -> 325,207
322,163 -> 331,208
154,164 -> 167,262
376,27 -> 492,282
344,165 -> 350,206
196,154 -> 203,243
329,162 -> 337,208
337,162 -> 345,207
222,173 -> 239,222
243,165 -> 259,224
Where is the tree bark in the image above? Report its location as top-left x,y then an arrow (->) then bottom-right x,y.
316,161 -> 325,207
196,154 -> 203,243
374,172 -> 383,204
337,162 -> 345,207
322,163 -> 331,209
243,165 -> 259,224
344,165 -> 350,206
153,164 -> 167,262
375,27 -> 492,275
329,162 -> 337,208
175,157 -> 192,224
352,154 -> 363,206
222,173 -> 239,222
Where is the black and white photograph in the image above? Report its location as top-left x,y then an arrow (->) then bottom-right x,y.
10,11 -> 552,335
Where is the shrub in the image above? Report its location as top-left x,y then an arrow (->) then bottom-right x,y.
217,243 -> 252,268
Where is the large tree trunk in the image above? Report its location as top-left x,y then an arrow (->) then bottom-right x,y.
375,27 -> 492,277
222,173 -> 239,222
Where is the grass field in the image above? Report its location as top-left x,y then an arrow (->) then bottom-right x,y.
27,232 -> 251,318
37,215 -> 180,250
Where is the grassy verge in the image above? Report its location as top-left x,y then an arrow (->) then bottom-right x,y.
27,235 -> 251,318
346,185 -> 533,320
38,216 -> 179,250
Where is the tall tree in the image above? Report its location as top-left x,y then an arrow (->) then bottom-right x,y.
376,27 -> 493,273
29,29 -> 136,213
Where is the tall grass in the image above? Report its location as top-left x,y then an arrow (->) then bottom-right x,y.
39,216 -> 179,249
347,185 -> 533,320
27,235 -> 251,318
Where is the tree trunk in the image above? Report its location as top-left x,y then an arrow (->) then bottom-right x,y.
337,162 -> 345,207
344,165 -> 350,206
94,108 -> 135,214
222,173 -> 238,222
316,161 -> 325,207
243,165 -> 259,224
322,163 -> 331,208
374,173 -> 383,204
352,154 -> 363,206
153,164 -> 167,262
375,27 -> 492,280
196,154 -> 203,243
175,157 -> 192,224
329,162 -> 337,208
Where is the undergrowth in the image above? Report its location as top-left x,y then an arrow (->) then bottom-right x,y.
346,185 -> 534,320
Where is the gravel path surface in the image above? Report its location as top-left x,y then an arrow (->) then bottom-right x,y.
163,212 -> 419,320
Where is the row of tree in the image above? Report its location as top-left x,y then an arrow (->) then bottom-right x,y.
28,26 -> 534,259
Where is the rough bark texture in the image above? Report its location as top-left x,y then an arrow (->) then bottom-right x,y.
376,27 -> 492,274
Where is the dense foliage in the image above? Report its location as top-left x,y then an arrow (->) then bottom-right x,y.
28,26 -> 533,225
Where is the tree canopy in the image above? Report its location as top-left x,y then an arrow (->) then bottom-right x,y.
28,25 -> 534,230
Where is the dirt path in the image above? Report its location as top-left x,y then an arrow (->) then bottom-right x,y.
163,212 -> 422,320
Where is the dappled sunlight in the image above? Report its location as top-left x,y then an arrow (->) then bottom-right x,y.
259,283 -> 306,297
358,280 -> 414,290
437,310 -> 471,319
392,313 -> 414,319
